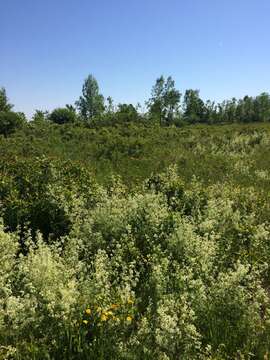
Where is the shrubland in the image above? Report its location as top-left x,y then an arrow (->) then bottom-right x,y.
1,122 -> 270,359
1,78 -> 270,358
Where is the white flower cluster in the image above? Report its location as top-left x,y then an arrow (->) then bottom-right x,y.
1,166 -> 270,359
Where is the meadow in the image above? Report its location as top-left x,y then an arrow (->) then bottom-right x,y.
1,122 -> 270,359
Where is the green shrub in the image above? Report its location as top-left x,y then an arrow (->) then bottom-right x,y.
49,107 -> 77,125
0,111 -> 25,137
0,157 -> 100,242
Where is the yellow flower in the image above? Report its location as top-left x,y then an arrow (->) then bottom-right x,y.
110,304 -> 119,310
85,308 -> 91,315
106,310 -> 113,316
96,306 -> 102,313
126,315 -> 133,322
101,314 -> 108,322
83,320 -> 88,325
127,298 -> 134,305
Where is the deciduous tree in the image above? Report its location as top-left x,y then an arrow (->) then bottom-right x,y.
76,75 -> 104,120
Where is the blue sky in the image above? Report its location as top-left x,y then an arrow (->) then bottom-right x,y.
1,0 -> 270,117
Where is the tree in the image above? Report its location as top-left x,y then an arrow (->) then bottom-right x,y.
116,103 -> 139,123
32,110 -> 49,123
218,98 -> 238,123
65,104 -> 76,113
105,96 -> 114,113
0,87 -> 13,112
76,75 -> 104,120
147,76 -> 181,125
204,100 -> 218,124
49,108 -> 77,125
238,96 -> 256,123
254,93 -> 270,122
0,111 -> 25,136
183,89 -> 206,124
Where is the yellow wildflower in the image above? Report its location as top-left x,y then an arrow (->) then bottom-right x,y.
83,320 -> 88,325
127,298 -> 134,305
85,308 -> 91,315
126,315 -> 133,322
101,314 -> 108,321
110,304 -> 119,310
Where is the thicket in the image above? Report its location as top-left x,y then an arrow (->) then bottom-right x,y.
1,123 -> 270,358
1,79 -> 270,358
1,163 -> 270,359
1,121 -> 270,190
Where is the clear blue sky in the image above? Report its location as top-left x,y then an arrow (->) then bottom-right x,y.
1,0 -> 270,117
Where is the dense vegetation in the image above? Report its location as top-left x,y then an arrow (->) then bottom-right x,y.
1,80 -> 270,359
2,73 -> 270,134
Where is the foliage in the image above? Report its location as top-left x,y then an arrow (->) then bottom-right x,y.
183,89 -> 206,124
1,163 -> 270,359
2,77 -> 270,127
2,121 -> 270,192
0,87 -> 13,112
2,80 -> 270,358
32,109 -> 49,123
0,157 -> 100,241
49,107 -> 77,125
76,74 -> 105,120
147,76 -> 181,125
0,111 -> 25,137
116,103 -> 140,123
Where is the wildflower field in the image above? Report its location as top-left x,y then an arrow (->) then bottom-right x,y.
1,123 -> 270,359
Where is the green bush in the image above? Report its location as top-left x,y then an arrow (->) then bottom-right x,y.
49,107 -> 77,125
0,157 -> 100,241
0,111 -> 25,137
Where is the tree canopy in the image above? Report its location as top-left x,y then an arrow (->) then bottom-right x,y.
49,107 -> 77,125
147,76 -> 181,125
0,87 -> 13,112
76,74 -> 105,120
1,75 -> 270,131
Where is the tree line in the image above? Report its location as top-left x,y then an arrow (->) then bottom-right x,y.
1,74 -> 270,135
